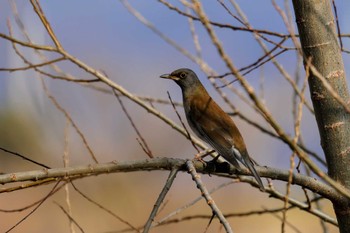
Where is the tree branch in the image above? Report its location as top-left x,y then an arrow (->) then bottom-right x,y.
0,157 -> 346,204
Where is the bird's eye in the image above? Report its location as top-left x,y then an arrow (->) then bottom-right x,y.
179,72 -> 186,78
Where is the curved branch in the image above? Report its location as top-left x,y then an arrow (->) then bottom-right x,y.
0,157 -> 346,204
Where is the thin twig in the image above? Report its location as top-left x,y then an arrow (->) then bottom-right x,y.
30,68 -> 99,83
40,78 -> 99,163
0,31 -> 56,51
228,175 -> 338,226
116,196 -> 325,233
268,185 -> 337,226
71,182 -> 140,232
282,150 -> 296,232
167,92 -> 200,153
158,0 -> 295,38
241,47 -> 288,77
5,180 -> 62,233
219,0 -> 295,51
29,0 -> 62,49
282,51 -> 308,232
0,180 -> 66,211
186,160 -> 233,233
0,146 -> 50,169
10,1 -> 99,84
227,111 -> 326,166
143,168 -> 179,233
218,47 -> 288,87
332,0 -> 343,50
55,202 -> 85,233
0,57 -> 65,72
0,178 -> 60,194
121,0 -> 205,68
155,180 -> 235,227
185,4 -> 202,58
264,206 -> 303,233
7,17 -> 94,84
113,88 -> 154,158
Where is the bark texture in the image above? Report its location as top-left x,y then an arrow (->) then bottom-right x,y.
292,0 -> 350,231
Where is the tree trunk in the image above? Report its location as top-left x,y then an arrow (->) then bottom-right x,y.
292,0 -> 350,232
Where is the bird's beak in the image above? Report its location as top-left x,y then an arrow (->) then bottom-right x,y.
160,74 -> 180,81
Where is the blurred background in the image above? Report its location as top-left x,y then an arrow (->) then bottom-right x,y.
1,1 -> 350,232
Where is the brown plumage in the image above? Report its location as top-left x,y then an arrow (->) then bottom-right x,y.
160,68 -> 264,190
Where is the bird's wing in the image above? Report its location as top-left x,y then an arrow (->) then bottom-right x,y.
187,96 -> 241,167
187,95 -> 265,190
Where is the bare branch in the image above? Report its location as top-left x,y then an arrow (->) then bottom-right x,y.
71,183 -> 140,232
29,0 -> 62,50
186,160 -> 233,233
167,92 -> 200,154
0,157 -> 346,204
0,147 -> 50,169
0,57 -> 65,72
158,0 -> 294,39
55,202 -> 85,233
5,181 -> 62,232
143,168 -> 179,233
0,31 -> 57,51
113,88 -> 154,158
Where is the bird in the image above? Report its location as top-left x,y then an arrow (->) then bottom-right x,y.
160,68 -> 264,191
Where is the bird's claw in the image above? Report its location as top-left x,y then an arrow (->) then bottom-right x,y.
193,149 -> 216,165
194,153 -> 206,165
203,157 -> 231,175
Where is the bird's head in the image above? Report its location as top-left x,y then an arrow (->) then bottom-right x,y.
160,68 -> 202,90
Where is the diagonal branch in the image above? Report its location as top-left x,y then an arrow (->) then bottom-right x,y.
143,168 -> 179,233
186,160 -> 233,233
0,57 -> 65,72
29,0 -> 62,50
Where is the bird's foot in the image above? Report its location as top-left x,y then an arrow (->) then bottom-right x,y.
193,149 -> 215,165
194,152 -> 231,174
194,154 -> 206,166
204,156 -> 231,175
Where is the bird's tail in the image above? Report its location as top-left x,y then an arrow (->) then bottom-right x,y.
242,154 -> 265,191
229,147 -> 265,191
